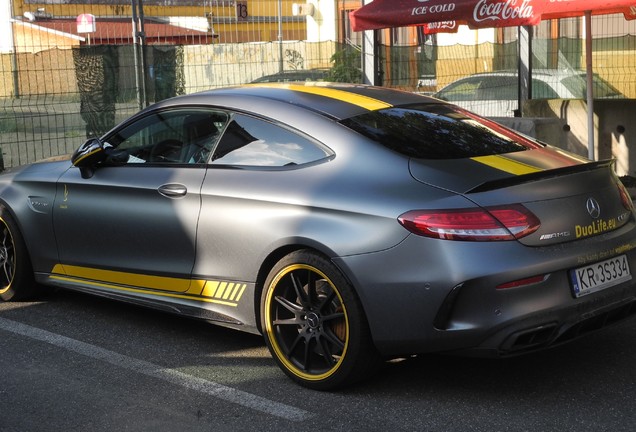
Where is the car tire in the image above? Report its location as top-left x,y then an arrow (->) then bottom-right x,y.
261,250 -> 381,390
0,207 -> 38,302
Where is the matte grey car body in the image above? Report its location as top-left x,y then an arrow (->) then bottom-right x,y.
1,83 -> 636,389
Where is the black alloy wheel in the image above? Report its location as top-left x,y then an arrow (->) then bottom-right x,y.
261,250 -> 380,390
0,207 -> 37,302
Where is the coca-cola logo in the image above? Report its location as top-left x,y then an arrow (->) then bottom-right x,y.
428,21 -> 457,30
473,0 -> 534,23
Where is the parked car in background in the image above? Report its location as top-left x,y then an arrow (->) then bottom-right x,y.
250,68 -> 330,83
433,69 -> 624,117
1,83 -> 635,390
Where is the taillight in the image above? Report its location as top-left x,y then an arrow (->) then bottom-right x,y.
398,205 -> 540,241
617,180 -> 634,212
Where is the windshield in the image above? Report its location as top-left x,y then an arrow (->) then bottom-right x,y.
340,104 -> 541,159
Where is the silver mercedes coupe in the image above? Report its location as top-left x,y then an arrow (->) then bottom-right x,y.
1,83 -> 635,390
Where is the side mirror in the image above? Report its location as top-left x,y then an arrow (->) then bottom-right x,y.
72,138 -> 106,179
103,148 -> 130,166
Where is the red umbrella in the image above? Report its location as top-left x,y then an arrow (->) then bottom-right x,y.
540,1 -> 636,20
350,0 -> 540,32
350,0 -> 635,32
350,0 -> 636,159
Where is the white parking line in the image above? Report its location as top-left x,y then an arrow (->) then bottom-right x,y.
0,317 -> 314,422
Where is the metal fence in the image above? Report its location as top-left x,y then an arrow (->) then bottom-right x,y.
0,39 -> 348,168
1,1 -> 636,169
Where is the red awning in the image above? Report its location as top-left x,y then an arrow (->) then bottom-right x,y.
540,0 -> 636,21
350,0 -> 636,32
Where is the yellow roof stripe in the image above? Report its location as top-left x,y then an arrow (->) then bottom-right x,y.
250,83 -> 393,111
471,155 -> 543,176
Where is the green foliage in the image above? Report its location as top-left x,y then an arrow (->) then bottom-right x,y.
326,48 -> 362,83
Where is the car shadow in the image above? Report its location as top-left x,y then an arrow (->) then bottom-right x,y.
18,288 -> 271,368
349,319 -> 636,397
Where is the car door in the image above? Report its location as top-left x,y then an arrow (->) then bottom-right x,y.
53,108 -> 228,293
192,112 -> 334,280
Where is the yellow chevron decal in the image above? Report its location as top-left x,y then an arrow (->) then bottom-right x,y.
50,264 -> 246,307
202,280 -> 247,303
471,155 -> 543,176
251,83 -> 393,111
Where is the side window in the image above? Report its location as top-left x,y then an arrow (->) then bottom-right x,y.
477,77 -> 517,100
105,109 -> 228,164
210,114 -> 331,167
437,79 -> 480,101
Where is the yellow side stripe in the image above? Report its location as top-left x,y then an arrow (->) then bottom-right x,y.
250,83 -> 393,111
52,264 -> 198,293
471,155 -> 543,176
49,275 -> 241,307
51,264 -> 247,305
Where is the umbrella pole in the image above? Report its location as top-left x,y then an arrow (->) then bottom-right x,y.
585,11 -> 595,160
518,26 -> 532,118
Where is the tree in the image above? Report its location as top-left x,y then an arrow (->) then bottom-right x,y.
326,48 -> 362,83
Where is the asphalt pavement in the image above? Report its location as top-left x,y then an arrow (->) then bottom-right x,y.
1,289 -> 636,431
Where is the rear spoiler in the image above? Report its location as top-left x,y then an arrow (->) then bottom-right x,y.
466,159 -> 615,194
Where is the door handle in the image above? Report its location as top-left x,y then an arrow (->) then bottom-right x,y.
158,183 -> 187,198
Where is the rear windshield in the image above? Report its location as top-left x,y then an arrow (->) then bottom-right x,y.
340,104 -> 541,159
560,74 -> 624,99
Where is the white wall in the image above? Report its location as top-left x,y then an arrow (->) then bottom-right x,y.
306,0 -> 337,42
1,0 -> 14,53
437,26 -> 495,47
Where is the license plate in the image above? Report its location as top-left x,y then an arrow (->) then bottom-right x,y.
570,255 -> 631,298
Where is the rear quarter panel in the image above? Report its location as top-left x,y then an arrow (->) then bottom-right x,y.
192,112 -> 462,283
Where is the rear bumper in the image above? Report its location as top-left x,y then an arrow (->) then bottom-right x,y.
451,291 -> 636,358
334,225 -> 636,358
